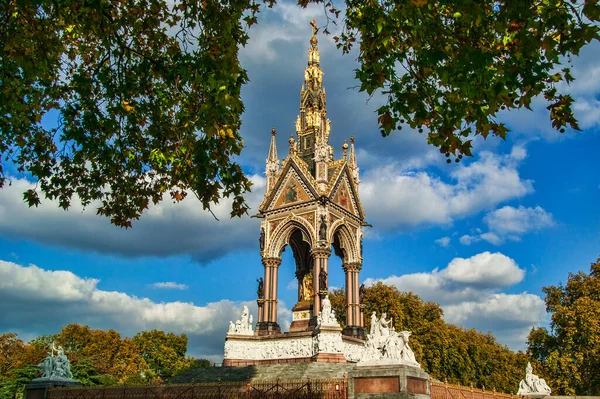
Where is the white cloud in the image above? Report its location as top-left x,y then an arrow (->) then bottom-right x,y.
0,175 -> 266,263
435,237 -> 451,248
150,282 -> 189,290
361,148 -> 533,231
484,205 -> 554,235
459,205 -> 555,246
444,252 -> 524,287
364,252 -> 544,350
241,4 -> 332,63
0,260 -> 291,359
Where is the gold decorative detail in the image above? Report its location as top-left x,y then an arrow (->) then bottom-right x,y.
270,220 -> 280,232
299,270 -> 314,302
311,248 -> 332,258
343,262 -> 362,273
263,257 -> 282,268
299,212 -> 315,227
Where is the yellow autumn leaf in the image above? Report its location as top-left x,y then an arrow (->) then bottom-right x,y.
122,100 -> 134,112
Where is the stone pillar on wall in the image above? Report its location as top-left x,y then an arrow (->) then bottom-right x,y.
256,256 -> 281,335
343,261 -> 365,338
312,248 -> 331,315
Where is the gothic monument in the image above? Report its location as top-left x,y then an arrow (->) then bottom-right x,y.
223,21 -> 421,372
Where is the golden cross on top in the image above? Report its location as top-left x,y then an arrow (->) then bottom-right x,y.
310,19 -> 318,37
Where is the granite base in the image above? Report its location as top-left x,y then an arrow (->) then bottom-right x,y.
348,364 -> 430,399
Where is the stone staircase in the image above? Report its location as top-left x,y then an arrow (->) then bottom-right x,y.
170,363 -> 356,384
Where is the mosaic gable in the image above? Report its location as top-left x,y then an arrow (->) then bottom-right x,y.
332,177 -> 358,216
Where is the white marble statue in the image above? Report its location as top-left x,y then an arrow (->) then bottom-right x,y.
517,362 -> 551,396
317,295 -> 340,327
228,305 -> 254,335
35,342 -> 74,381
358,313 -> 420,367
370,312 -> 380,338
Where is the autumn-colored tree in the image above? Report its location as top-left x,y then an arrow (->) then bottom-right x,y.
332,282 -> 527,393
3,1 -> 599,226
527,257 -> 600,395
132,330 -> 189,381
56,324 -> 147,383
0,333 -> 26,380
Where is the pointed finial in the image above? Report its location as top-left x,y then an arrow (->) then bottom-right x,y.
342,139 -> 349,158
271,127 -> 276,136
349,136 -> 357,166
310,19 -> 318,47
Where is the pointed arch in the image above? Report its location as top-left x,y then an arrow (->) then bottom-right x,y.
268,215 -> 315,258
331,223 -> 359,264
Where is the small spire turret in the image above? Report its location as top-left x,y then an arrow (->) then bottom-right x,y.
349,136 -> 360,185
265,127 -> 280,191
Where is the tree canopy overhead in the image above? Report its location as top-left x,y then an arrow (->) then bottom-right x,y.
332,0 -> 600,158
2,0 -> 599,227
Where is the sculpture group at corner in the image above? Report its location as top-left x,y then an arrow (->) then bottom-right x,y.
36,342 -> 75,381
517,362 -> 551,396
358,312 -> 419,367
229,305 -> 254,335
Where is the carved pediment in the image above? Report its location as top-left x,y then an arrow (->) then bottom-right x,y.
328,164 -> 365,220
259,157 -> 319,212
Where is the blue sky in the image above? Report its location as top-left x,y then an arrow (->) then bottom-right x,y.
1,4 -> 599,362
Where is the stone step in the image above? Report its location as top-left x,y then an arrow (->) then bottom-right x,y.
170,363 -> 356,384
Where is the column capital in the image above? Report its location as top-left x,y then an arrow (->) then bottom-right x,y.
342,262 -> 362,273
262,257 -> 282,268
311,247 -> 331,258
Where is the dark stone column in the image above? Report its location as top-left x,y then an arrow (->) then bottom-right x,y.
256,257 -> 281,335
343,262 -> 365,338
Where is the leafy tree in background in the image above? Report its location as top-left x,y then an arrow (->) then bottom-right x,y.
527,257 -> 600,395
2,0 -> 599,227
330,282 -> 527,393
0,364 -> 39,399
70,358 -> 103,387
132,329 -> 189,381
0,333 -> 25,379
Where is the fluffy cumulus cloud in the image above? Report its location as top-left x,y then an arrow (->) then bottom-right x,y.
0,175 -> 266,264
365,252 -> 546,350
0,260 -> 290,361
460,205 -> 554,245
360,147 -> 533,231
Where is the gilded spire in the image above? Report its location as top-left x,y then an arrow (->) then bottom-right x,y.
308,19 -> 320,66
